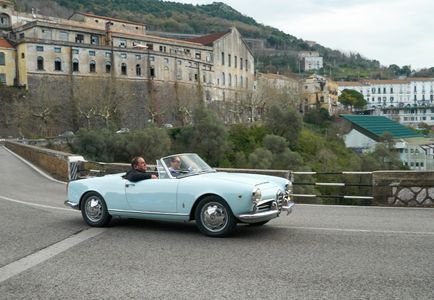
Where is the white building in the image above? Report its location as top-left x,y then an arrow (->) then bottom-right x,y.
298,51 -> 323,71
340,114 -> 434,170
337,78 -> 434,125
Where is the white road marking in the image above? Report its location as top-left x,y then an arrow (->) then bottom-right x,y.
0,228 -> 106,283
280,225 -> 434,236
0,195 -> 75,212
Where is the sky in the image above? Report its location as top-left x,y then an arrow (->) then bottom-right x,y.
177,0 -> 434,70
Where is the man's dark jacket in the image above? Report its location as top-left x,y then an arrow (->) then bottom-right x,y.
124,169 -> 153,182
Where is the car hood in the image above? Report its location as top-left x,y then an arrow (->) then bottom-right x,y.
198,172 -> 283,187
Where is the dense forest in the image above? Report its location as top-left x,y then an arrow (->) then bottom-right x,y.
14,0 -> 434,80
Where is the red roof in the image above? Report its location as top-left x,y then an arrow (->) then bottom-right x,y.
0,38 -> 13,48
187,31 -> 229,46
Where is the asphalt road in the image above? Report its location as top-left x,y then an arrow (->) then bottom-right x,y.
1,146 -> 434,299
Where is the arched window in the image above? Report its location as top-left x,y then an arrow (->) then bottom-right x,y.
54,57 -> 62,71
136,64 -> 141,76
222,72 -> 225,86
105,61 -> 111,73
121,63 -> 127,75
234,75 -> 237,87
0,52 -> 4,65
228,73 -> 232,87
89,60 -> 96,73
72,59 -> 79,72
37,56 -> 44,71
240,75 -> 243,88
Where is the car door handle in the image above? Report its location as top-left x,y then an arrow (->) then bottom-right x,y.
126,183 -> 135,187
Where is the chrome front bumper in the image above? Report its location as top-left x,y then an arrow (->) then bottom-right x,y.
64,200 -> 80,210
237,200 -> 294,223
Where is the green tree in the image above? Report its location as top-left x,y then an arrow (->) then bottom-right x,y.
172,106 -> 228,166
264,104 -> 302,148
338,89 -> 367,111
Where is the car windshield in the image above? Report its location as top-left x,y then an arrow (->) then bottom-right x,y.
158,153 -> 215,178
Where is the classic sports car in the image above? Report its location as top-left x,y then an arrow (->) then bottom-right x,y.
65,153 -> 294,237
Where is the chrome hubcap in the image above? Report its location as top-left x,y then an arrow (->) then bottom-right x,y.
201,202 -> 227,232
85,197 -> 103,222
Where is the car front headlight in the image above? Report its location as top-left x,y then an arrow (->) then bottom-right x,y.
251,188 -> 262,204
285,181 -> 293,194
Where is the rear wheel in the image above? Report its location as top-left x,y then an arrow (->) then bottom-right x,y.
81,192 -> 111,227
195,196 -> 236,237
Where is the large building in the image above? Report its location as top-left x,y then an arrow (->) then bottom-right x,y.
0,0 -> 256,131
337,78 -> 434,126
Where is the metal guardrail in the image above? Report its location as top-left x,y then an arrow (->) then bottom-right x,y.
289,171 -> 374,202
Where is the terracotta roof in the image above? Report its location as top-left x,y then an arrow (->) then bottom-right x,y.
187,31 -> 229,46
0,38 -> 13,48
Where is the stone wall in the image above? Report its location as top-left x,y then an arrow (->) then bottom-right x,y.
373,171 -> 434,207
5,141 -> 72,181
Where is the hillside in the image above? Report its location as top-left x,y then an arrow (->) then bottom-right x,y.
14,0 -> 425,80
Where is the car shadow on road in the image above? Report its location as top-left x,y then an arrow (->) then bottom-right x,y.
108,217 -> 285,239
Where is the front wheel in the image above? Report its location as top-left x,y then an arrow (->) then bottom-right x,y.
195,196 -> 236,237
81,192 -> 111,227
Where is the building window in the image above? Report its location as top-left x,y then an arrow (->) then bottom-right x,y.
150,67 -> 155,78
0,73 -> 5,84
390,87 -> 394,93
240,57 -> 243,70
228,73 -> 232,86
120,53 -> 127,59
164,58 -> 169,63
36,45 -> 44,52
59,31 -> 68,41
91,35 -> 99,45
72,59 -> 79,72
228,54 -> 231,67
121,63 -> 127,75
119,39 -> 126,48
37,56 -> 44,70
234,56 -> 237,68
136,64 -> 141,76
54,47 -> 61,53
246,77 -> 249,89
221,52 -> 224,65
146,43 -> 154,51
234,75 -> 237,87
136,54 -> 141,60
105,62 -> 111,73
75,34 -> 84,43
105,52 -> 111,58
72,49 -> 79,54
0,52 -> 4,65
195,51 -> 201,59
222,72 -> 225,86
240,75 -> 243,87
89,50 -> 96,56
159,45 -> 166,52
54,58 -> 62,71
89,60 -> 96,73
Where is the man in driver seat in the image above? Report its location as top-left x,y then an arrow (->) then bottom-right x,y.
125,156 -> 157,182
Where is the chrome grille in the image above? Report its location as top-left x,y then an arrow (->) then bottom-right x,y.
255,190 -> 285,212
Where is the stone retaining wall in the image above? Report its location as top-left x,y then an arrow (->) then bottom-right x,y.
373,171 -> 434,207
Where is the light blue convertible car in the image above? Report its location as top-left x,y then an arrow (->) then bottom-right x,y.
65,153 -> 294,237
